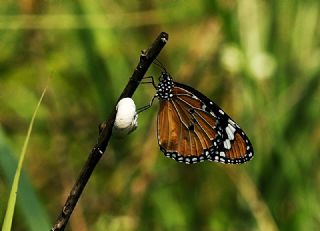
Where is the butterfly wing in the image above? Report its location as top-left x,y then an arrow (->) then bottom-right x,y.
157,82 -> 254,164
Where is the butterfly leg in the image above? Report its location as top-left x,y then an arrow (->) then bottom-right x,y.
140,76 -> 157,88
136,95 -> 157,114
131,75 -> 157,88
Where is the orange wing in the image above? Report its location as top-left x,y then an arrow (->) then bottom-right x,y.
157,99 -> 217,157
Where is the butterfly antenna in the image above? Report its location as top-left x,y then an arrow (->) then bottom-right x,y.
153,59 -> 168,73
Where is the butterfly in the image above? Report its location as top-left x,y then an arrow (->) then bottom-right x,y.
148,70 -> 254,164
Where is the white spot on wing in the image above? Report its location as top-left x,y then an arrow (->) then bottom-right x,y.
228,119 -> 236,126
223,139 -> 231,149
226,125 -> 235,140
229,123 -> 236,132
219,109 -> 225,115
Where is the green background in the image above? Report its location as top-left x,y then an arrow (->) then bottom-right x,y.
1,0 -> 320,230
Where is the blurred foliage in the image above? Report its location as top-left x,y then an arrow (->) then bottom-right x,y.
0,0 -> 320,230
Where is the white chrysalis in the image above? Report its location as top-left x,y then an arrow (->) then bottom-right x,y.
112,98 -> 138,137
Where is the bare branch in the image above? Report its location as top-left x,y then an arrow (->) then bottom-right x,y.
51,32 -> 169,231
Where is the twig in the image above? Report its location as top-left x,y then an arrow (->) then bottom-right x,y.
51,32 -> 169,231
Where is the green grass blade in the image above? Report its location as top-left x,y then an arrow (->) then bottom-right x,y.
0,129 -> 51,230
2,86 -> 47,231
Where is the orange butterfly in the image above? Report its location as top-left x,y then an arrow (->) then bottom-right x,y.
153,71 -> 254,164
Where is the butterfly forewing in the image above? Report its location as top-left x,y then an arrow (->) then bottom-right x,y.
156,72 -> 254,164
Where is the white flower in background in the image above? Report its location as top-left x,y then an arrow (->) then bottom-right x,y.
249,52 -> 276,80
221,44 -> 276,80
220,44 -> 244,74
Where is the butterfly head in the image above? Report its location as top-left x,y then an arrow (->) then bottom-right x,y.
156,72 -> 174,100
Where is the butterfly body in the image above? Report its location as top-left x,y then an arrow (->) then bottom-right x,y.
155,72 -> 254,164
